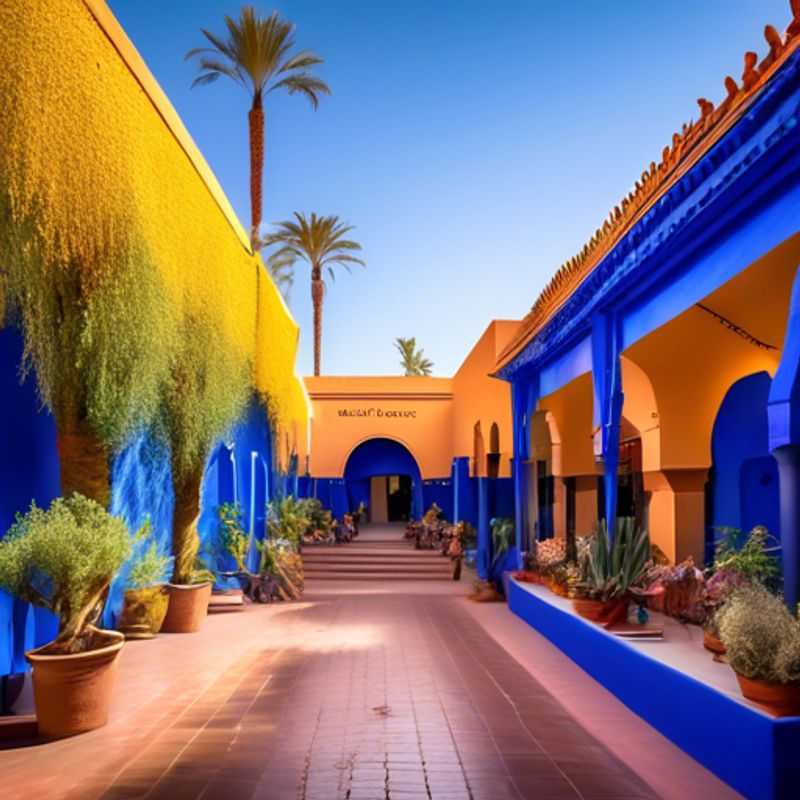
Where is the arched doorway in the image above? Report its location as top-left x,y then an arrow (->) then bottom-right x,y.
343,438 -> 423,523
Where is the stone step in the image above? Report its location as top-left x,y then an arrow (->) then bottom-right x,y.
304,571 -> 453,582
302,552 -> 446,562
302,563 -> 451,575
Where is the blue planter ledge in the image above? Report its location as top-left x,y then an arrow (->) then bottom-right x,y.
508,578 -> 800,800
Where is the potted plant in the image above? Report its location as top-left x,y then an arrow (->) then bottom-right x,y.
159,314 -> 250,633
718,585 -> 800,716
210,502 -> 250,610
0,495 -> 130,737
117,522 -> 173,640
573,518 -> 650,625
702,526 -> 779,654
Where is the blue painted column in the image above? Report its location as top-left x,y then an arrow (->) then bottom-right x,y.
772,447 -> 800,611
452,458 -> 460,523
512,376 -> 540,568
477,476 -> 490,579
412,478 -> 424,521
592,313 -> 624,542
768,266 -> 800,610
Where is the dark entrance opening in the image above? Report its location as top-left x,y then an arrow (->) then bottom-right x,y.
387,475 -> 412,521
537,459 -> 555,539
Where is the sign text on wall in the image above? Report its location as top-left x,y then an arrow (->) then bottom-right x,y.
337,407 -> 417,419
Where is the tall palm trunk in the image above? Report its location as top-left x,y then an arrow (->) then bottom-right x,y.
56,417 -> 110,508
171,463 -> 204,585
248,91 -> 265,247
311,270 -> 324,376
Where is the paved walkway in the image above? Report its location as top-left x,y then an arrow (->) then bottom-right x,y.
1,526 -> 738,800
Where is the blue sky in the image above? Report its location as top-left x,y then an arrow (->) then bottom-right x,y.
108,0 -> 789,377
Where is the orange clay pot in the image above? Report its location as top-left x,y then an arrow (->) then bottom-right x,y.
161,582 -> 212,633
573,596 -> 628,625
703,630 -> 726,656
735,673 -> 800,717
572,598 -> 606,621
25,627 -> 124,738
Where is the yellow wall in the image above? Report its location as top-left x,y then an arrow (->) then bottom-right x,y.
0,0 -> 308,442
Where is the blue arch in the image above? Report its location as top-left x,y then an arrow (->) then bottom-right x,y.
343,438 -> 423,520
710,371 -> 780,560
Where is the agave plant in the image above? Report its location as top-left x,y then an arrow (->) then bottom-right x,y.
490,517 -> 515,568
578,518 -> 651,601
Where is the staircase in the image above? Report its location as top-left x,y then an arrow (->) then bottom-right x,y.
302,524 -> 453,582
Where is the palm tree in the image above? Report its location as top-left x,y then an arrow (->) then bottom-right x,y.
395,337 -> 434,376
266,250 -> 295,303
263,212 -> 365,375
185,7 -> 330,246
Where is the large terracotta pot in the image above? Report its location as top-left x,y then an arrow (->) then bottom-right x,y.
703,630 -> 726,655
735,672 -> 800,717
26,627 -> 124,739
117,585 -> 169,639
573,598 -> 606,621
601,597 -> 629,627
573,596 -> 628,625
161,582 -> 212,633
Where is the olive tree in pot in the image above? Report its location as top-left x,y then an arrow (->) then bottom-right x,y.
718,585 -> 800,716
159,314 -> 250,633
0,495 -> 130,738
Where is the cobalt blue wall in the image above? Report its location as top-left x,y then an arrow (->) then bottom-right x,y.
490,478 -> 515,520
710,372 -> 780,560
198,399 -> 274,574
1,327 -> 280,662
0,328 -> 61,675
313,478 -> 348,520
422,479 -> 453,520
347,478 -> 370,516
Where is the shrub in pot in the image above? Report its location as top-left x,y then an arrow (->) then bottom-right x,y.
574,518 -> 650,625
158,314 -> 250,633
0,495 -> 130,737
212,502 -> 249,608
702,526 -> 779,654
117,523 -> 173,639
718,585 -> 800,716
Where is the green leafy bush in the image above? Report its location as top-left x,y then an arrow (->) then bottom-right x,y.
0,495 -> 130,653
218,502 -> 249,571
268,497 -> 310,548
719,585 -> 800,684
712,526 -> 779,586
125,518 -> 173,589
297,498 -> 330,536
126,517 -> 173,591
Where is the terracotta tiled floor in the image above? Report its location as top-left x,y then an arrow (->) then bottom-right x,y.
2,534 -> 734,800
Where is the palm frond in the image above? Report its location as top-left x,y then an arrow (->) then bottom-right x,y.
278,50 -> 324,73
268,74 -> 331,109
394,337 -> 433,376
186,7 -> 327,104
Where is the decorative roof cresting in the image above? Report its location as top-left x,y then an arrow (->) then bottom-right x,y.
497,0 -> 800,369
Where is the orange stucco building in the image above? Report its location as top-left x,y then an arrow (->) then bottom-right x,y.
304,321 -> 519,523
